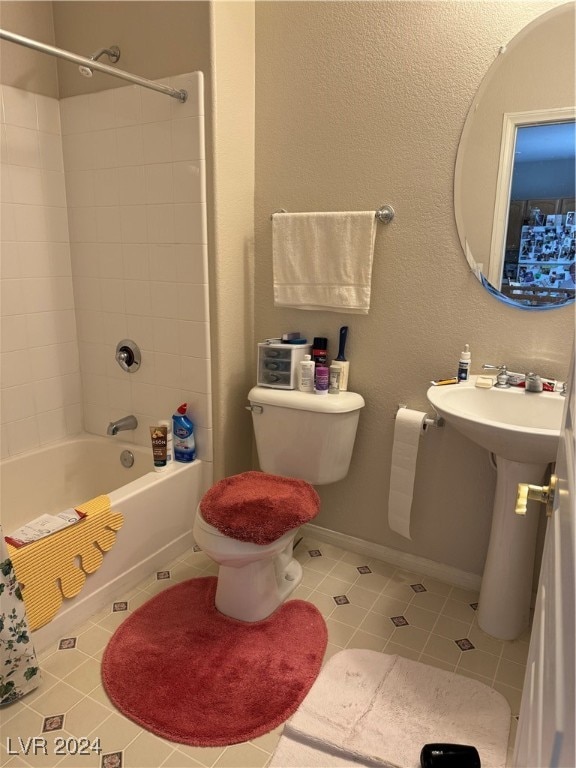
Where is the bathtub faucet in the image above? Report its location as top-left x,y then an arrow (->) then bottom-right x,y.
107,415 -> 138,436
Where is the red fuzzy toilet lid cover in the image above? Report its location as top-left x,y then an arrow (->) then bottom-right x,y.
199,471 -> 320,545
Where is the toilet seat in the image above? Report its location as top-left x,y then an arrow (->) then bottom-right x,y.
199,470 -> 320,545
194,505 -> 295,560
194,508 -> 231,537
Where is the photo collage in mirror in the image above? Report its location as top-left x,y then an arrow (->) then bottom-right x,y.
515,211 -> 575,290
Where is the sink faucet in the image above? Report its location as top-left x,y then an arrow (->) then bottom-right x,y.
481,363 -> 519,388
483,364 -> 562,393
107,414 -> 138,435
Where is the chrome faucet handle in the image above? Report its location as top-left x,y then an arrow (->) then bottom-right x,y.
525,372 -> 544,393
482,363 -> 510,388
482,363 -> 508,372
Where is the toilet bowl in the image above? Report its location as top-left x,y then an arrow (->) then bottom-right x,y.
193,504 -> 302,622
194,388 -> 365,623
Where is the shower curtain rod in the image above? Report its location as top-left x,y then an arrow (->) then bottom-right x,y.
0,29 -> 188,103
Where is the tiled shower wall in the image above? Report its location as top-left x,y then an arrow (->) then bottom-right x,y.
0,72 -> 212,460
0,86 -> 81,457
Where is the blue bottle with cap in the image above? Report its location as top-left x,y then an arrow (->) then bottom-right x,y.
173,403 -> 196,463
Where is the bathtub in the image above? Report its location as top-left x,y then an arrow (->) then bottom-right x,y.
0,435 -> 212,651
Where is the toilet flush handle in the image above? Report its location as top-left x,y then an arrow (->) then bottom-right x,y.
245,404 -> 263,414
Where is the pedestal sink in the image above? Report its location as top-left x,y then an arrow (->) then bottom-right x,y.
427,376 -> 564,640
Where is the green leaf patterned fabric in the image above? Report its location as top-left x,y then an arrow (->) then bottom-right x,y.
0,526 -> 40,706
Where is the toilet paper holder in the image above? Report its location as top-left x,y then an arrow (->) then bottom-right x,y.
396,404 -> 444,430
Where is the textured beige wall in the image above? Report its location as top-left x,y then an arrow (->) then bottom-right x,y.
208,1 -> 255,479
53,1 -> 210,97
254,0 -> 574,576
0,1 -> 58,96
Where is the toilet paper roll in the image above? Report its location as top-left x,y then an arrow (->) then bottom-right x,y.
388,408 -> 428,540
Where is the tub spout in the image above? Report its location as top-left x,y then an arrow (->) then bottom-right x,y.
107,415 -> 138,436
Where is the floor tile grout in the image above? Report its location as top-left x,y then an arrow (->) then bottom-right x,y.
2,537 -> 526,768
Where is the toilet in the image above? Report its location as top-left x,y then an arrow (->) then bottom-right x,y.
192,386 -> 365,622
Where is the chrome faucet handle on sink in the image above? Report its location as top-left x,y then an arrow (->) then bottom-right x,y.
482,363 -> 510,388
525,372 -> 544,393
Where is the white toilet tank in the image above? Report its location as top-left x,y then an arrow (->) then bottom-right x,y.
247,386 -> 365,485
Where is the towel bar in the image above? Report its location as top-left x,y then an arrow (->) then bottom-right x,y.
270,205 -> 395,223
375,205 -> 395,224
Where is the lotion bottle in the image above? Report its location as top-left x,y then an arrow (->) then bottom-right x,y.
149,425 -> 168,472
159,419 -> 172,462
457,344 -> 471,382
299,354 -> 315,393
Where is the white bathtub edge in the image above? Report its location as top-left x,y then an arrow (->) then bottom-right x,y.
29,457 -> 211,654
32,530 -> 195,653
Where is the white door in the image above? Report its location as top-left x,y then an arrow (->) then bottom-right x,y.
513,348 -> 575,768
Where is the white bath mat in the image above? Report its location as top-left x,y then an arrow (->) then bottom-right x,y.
271,649 -> 511,768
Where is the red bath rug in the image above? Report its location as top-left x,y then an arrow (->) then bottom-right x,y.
101,576 -> 327,747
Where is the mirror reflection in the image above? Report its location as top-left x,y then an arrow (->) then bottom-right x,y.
496,121 -> 575,306
454,3 -> 576,310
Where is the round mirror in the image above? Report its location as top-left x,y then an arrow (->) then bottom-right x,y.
455,3 -> 575,310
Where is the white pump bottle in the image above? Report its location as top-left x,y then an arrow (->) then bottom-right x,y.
458,344 -> 471,382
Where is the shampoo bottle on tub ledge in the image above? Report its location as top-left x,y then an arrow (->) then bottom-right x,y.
173,404 -> 196,462
159,419 -> 173,462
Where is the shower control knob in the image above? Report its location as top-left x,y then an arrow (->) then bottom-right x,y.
115,339 -> 141,373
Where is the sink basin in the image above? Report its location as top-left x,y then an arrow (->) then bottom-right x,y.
427,375 -> 565,640
427,376 -> 563,463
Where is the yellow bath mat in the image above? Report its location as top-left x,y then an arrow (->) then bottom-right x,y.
7,495 -> 124,631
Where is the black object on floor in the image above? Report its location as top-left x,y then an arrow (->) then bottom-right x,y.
420,743 -> 481,768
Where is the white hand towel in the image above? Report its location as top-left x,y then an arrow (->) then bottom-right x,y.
273,211 -> 377,313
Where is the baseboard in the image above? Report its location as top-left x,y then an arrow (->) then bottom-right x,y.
301,523 -> 482,592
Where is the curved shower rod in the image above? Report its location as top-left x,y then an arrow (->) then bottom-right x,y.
0,28 -> 188,103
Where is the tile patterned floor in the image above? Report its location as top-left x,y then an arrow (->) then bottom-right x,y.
1,536 -> 528,768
